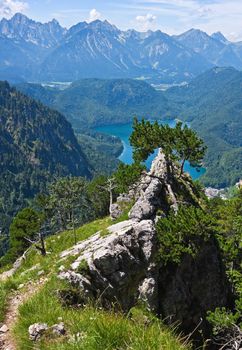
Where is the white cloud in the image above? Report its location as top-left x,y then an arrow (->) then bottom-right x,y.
132,0 -> 242,40
87,8 -> 101,23
0,0 -> 28,18
136,13 -> 156,31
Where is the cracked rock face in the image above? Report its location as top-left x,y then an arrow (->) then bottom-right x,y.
129,151 -> 178,221
59,219 -> 157,310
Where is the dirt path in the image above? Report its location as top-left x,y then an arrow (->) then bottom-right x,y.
0,278 -> 47,350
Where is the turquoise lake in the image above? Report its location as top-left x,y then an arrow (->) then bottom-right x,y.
95,121 -> 206,180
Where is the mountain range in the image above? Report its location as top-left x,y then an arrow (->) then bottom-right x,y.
2,13 -> 242,83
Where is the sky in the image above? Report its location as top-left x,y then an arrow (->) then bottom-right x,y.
1,0 -> 242,41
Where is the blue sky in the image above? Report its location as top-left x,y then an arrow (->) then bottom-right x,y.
1,0 -> 242,41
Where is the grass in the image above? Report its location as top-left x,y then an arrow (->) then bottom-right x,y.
1,214 -> 191,349
0,217 -> 112,323
14,277 -> 190,350
16,217 -> 112,274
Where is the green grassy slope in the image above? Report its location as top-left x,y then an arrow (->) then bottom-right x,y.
0,216 -> 190,350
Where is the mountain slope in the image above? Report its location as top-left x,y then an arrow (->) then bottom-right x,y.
174,29 -> 242,69
0,13 -> 66,81
17,79 -> 170,129
165,66 -> 242,187
0,150 -> 236,350
0,81 -> 91,231
39,21 -> 211,82
39,20 -> 141,81
0,13 -> 66,48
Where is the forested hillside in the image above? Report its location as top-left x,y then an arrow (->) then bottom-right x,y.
0,81 -> 91,238
165,67 -> 242,187
18,79 -> 169,130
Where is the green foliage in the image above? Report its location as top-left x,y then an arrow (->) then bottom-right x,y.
87,176 -> 110,219
130,118 -> 170,162
165,67 -> 242,188
0,81 -> 91,253
18,69 -> 242,188
215,193 -> 242,267
174,122 -> 207,172
0,216 -> 112,326
206,191 -> 242,333
207,308 -> 237,335
0,212 -> 189,350
7,208 -> 41,261
48,177 -> 89,231
113,162 -> 146,193
77,260 -> 90,275
130,118 -> 206,173
18,79 -> 169,130
156,206 -> 216,265
77,131 -> 123,176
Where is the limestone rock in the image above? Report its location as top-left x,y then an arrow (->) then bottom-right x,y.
51,322 -> 66,336
138,277 -> 158,311
59,219 -> 157,310
0,324 -> 9,333
110,203 -> 123,220
28,322 -> 66,341
129,151 -> 176,221
158,237 -> 232,338
29,323 -> 48,341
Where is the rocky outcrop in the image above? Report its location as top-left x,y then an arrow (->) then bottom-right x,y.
59,150 -> 232,345
60,219 -> 157,310
158,237 -> 232,342
28,322 -> 65,341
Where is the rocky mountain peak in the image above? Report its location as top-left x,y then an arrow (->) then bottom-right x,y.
10,12 -> 29,23
0,12 -> 66,47
88,19 -> 119,33
211,31 -> 229,44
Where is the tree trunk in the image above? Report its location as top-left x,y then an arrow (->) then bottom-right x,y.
72,209 -> 77,245
180,158 -> 186,176
36,232 -> 46,256
109,189 -> 113,216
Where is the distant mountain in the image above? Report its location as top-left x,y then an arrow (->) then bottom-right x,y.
173,29 -> 242,69
39,21 -> 211,82
0,14 -> 66,81
211,31 -> 230,45
0,80 -> 91,231
2,13 -> 242,83
39,20 -> 140,81
0,13 -> 237,83
0,13 -> 66,48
